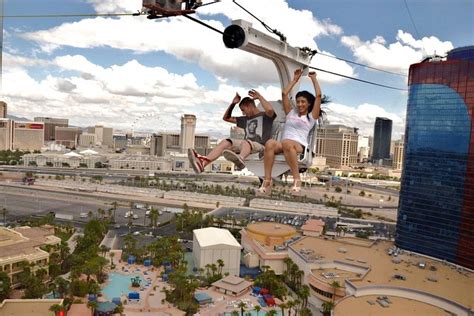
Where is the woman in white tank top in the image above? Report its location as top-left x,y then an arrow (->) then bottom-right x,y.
258,69 -> 323,195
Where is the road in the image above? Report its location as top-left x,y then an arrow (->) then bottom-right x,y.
0,185 -> 176,227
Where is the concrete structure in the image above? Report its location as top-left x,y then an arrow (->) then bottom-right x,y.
78,132 -> 96,147
0,119 -> 13,150
289,236 -> 473,316
301,219 -> 325,236
241,222 -> 297,274
164,191 -> 245,207
13,121 -> 44,151
180,114 -> 196,153
315,124 -> 358,168
396,46 -> 474,270
88,125 -> 113,147
212,275 -> 253,296
108,154 -> 172,170
125,144 -> 150,155
249,198 -> 338,217
113,135 -> 128,149
192,227 -> 242,276
0,299 -> 63,316
22,151 -> 106,168
150,133 -> 210,157
392,138 -> 404,170
372,117 -> 392,162
0,226 -> 61,286
55,126 -> 81,148
34,117 -> 68,141
0,101 -> 7,118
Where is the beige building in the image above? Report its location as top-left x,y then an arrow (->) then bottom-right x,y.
0,299 -> 63,316
150,133 -> 210,157
0,119 -> 13,151
241,222 -> 297,275
108,154 -> 172,170
0,101 -> 7,118
0,226 -> 61,286
289,236 -> 474,316
315,125 -> 358,168
78,132 -> 96,147
55,126 -> 81,148
180,114 -> 196,153
34,117 -> 68,141
13,121 -> 44,151
301,219 -> 325,237
88,125 -> 113,147
193,227 -> 242,276
393,138 -> 404,170
22,151 -> 106,168
212,275 -> 253,296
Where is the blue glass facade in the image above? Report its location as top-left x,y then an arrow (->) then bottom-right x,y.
396,47 -> 474,269
396,84 -> 470,262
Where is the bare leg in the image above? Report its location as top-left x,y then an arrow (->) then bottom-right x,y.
264,140 -> 283,181
282,140 -> 304,181
203,140 -> 232,167
238,141 -> 252,159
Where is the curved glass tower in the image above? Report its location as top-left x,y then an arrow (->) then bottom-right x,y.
396,46 -> 474,270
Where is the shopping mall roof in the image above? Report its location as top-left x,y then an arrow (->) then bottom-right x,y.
193,227 -> 241,249
246,222 -> 296,237
290,236 -> 474,309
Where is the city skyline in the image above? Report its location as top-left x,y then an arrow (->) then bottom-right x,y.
2,0 -> 472,138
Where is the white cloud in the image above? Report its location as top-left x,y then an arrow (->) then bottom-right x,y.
21,0 -> 351,85
341,30 -> 453,73
325,102 -> 405,138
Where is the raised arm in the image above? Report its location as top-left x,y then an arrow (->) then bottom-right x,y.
223,92 -> 241,123
248,89 -> 275,118
282,68 -> 303,115
308,71 -> 322,120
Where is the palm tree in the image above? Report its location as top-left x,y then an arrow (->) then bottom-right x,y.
109,252 -> 115,266
217,259 -> 225,275
87,300 -> 98,316
254,305 -> 262,316
286,300 -> 295,316
231,311 -> 239,316
110,201 -> 119,223
279,302 -> 287,316
322,301 -> 335,316
1,207 -> 7,226
149,208 -> 159,228
330,280 -> 341,302
266,309 -> 278,316
237,301 -> 246,316
298,285 -> 310,308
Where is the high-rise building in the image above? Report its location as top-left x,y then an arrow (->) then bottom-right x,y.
79,133 -> 96,147
0,101 -> 7,118
315,124 -> 358,168
13,121 -> 44,151
372,117 -> 392,162
357,135 -> 370,162
0,119 -> 13,150
150,133 -> 209,156
33,117 -> 68,141
396,46 -> 474,270
392,136 -> 404,170
87,125 -> 114,147
55,127 -> 81,148
180,114 -> 196,153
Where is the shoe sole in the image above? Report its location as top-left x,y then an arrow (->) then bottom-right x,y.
187,148 -> 202,174
223,150 -> 246,170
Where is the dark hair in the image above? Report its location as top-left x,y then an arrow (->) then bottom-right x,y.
239,97 -> 255,107
296,90 -> 317,120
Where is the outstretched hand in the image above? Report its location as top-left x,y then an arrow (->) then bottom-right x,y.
231,92 -> 241,105
293,68 -> 303,81
308,71 -> 317,80
248,89 -> 261,100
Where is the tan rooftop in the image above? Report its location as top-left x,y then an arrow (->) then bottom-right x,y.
212,275 -> 253,295
0,299 -> 63,316
334,295 -> 447,316
290,236 -> 474,310
301,219 -> 325,232
247,222 -> 296,237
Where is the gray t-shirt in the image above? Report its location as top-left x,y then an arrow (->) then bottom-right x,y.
236,112 -> 276,145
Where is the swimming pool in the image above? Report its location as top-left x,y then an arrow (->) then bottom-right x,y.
102,272 -> 145,300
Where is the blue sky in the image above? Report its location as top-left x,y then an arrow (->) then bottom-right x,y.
1,0 -> 473,138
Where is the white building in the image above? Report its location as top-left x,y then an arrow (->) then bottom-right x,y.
192,227 -> 242,276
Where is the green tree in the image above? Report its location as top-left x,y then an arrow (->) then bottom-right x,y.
0,272 -> 11,302
322,301 -> 335,316
330,280 -> 341,302
237,301 -> 246,316
0,207 -> 7,226
254,305 -> 261,316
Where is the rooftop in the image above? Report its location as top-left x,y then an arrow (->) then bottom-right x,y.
246,222 -> 296,237
334,295 -> 447,316
290,236 -> 474,309
193,227 -> 241,249
212,275 -> 253,294
0,299 -> 63,316
301,219 -> 325,232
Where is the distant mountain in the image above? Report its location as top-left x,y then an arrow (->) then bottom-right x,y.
7,114 -> 31,121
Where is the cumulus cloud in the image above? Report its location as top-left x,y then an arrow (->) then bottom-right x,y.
341,30 -> 453,73
325,102 -> 405,138
21,0 -> 351,85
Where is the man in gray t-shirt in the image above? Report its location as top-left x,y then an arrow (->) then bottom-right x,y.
188,90 -> 276,173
